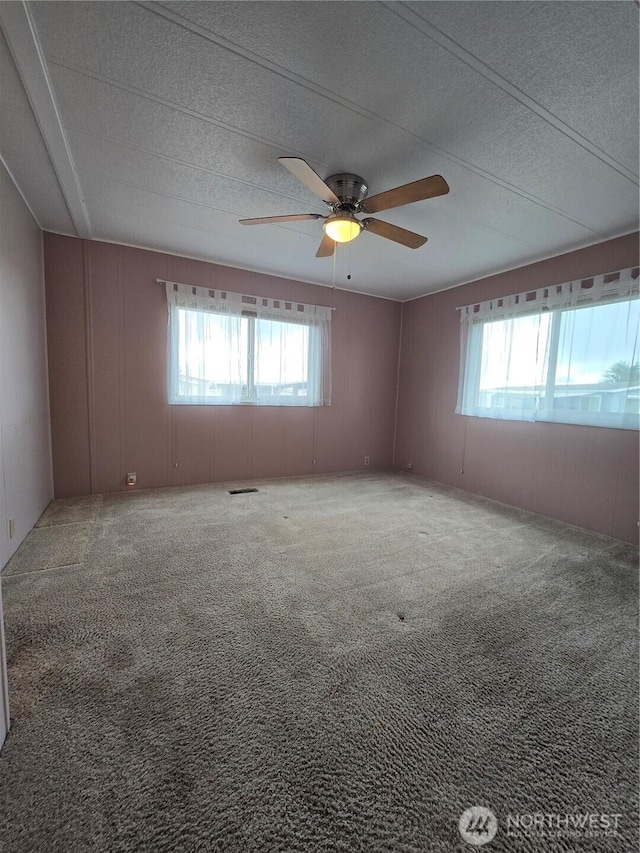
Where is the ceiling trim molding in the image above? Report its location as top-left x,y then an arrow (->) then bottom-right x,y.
0,1 -> 91,237
0,152 -> 42,229
388,1 -> 639,185
41,230 -> 403,303
401,228 -> 640,304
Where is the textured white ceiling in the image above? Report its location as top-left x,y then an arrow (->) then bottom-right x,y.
0,1 -> 637,300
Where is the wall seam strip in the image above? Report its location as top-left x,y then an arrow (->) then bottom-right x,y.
82,240 -> 96,494
41,234 -> 54,498
168,257 -> 175,486
118,248 -> 126,492
391,303 -> 404,470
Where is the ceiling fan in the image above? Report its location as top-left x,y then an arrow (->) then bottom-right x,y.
240,157 -> 449,258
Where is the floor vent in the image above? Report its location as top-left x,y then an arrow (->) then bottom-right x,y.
228,487 -> 259,495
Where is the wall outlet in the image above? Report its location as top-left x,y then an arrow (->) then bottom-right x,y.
364,456 -> 370,466
406,462 -> 413,471
8,518 -> 15,539
126,472 -> 137,486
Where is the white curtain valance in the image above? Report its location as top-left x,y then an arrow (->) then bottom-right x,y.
459,267 -> 639,323
163,280 -> 333,323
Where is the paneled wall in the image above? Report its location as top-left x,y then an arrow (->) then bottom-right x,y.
394,232 -> 640,544
44,230 -> 639,542
44,234 -> 401,497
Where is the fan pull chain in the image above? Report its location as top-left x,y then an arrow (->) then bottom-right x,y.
347,239 -> 352,282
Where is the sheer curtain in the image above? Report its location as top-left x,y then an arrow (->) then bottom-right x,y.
457,268 -> 639,429
255,298 -> 331,406
167,283 -> 245,404
166,281 -> 332,406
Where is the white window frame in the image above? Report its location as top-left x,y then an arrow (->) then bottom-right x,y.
237,309 -> 321,405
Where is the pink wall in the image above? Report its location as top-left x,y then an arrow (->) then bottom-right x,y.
44,234 -> 401,497
44,231 -> 639,543
395,232 -> 640,544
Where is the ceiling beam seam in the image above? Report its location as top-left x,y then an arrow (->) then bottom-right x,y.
81,170 -> 326,239
48,52 -> 604,241
46,58 -> 333,173
139,1 -> 380,124
131,2 -> 611,233
388,1 -> 639,185
72,129 -> 590,249
0,2 -> 92,237
85,163 -> 584,254
65,126 -> 333,208
89,168 -> 556,276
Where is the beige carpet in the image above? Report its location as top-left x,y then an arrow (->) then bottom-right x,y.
2,494 -> 101,577
0,472 -> 637,852
36,495 -> 102,527
2,521 -> 93,576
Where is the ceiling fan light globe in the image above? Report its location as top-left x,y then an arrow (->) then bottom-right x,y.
323,215 -> 362,243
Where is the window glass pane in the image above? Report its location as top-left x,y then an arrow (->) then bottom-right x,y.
552,299 -> 640,416
254,319 -> 309,399
177,308 -> 247,400
478,313 -> 550,412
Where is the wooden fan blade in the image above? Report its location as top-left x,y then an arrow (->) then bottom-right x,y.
362,218 -> 428,249
240,213 -> 323,225
316,233 -> 335,258
362,175 -> 449,214
279,157 -> 340,205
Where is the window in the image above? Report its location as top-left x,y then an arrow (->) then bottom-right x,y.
166,282 -> 331,406
457,268 -> 639,430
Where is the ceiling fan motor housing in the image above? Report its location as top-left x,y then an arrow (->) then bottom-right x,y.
325,173 -> 368,209
241,158 -> 446,253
